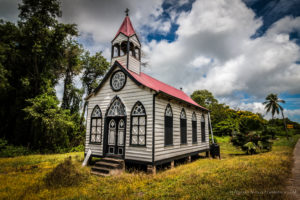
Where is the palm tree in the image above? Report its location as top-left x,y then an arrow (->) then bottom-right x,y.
263,93 -> 289,139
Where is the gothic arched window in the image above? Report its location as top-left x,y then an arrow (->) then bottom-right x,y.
90,105 -> 102,144
192,112 -> 197,143
201,114 -> 206,142
130,101 -> 146,146
165,104 -> 173,146
107,97 -> 126,117
180,108 -> 187,144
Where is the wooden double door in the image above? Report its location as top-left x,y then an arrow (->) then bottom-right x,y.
104,117 -> 126,158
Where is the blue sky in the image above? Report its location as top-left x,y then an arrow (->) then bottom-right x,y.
1,0 -> 300,122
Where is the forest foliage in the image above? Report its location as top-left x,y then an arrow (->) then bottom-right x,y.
191,90 -> 300,154
0,0 -> 109,154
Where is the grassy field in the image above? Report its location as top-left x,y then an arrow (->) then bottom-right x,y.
0,135 -> 299,200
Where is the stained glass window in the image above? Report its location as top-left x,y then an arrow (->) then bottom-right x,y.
180,109 -> 187,144
108,119 -> 116,145
111,71 -> 126,91
192,112 -> 197,121
192,112 -> 197,143
201,114 -> 206,142
130,102 -> 146,146
118,119 -> 125,146
90,105 -> 102,144
165,104 -> 173,117
165,104 -> 173,146
107,98 -> 126,116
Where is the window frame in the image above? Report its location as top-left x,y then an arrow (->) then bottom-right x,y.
110,70 -> 127,92
164,104 -> 173,146
192,112 -> 197,144
130,101 -> 147,147
180,108 -> 187,145
201,114 -> 206,142
89,105 -> 102,144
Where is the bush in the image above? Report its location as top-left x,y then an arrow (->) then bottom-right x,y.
44,157 -> 89,187
231,131 -> 272,154
0,138 -> 33,157
69,144 -> 85,152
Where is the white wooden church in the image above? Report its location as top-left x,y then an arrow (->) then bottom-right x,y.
85,11 -> 210,173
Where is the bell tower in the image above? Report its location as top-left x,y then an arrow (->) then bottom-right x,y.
111,9 -> 141,75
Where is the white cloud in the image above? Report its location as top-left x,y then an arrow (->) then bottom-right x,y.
285,109 -> 300,118
61,0 -> 165,44
190,56 -> 212,68
144,0 -> 300,100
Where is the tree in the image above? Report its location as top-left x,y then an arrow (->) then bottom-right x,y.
23,82 -> 78,152
191,89 -> 218,109
0,0 -> 78,148
80,51 -> 109,124
60,39 -> 83,110
263,93 -> 289,138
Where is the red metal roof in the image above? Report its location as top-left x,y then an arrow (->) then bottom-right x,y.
114,16 -> 136,39
116,61 -> 207,110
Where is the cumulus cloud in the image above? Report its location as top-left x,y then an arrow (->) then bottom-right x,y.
60,0 -> 164,46
144,0 -> 300,102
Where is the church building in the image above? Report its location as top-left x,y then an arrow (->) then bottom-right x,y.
85,11 -> 210,174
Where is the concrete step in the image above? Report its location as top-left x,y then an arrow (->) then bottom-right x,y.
91,166 -> 110,174
95,162 -> 121,169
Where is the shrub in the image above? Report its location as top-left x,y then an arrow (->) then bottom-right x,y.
0,138 -> 33,157
69,144 -> 85,152
44,157 -> 89,187
231,131 -> 272,154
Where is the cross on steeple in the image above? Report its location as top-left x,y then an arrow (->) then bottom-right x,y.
125,8 -> 129,16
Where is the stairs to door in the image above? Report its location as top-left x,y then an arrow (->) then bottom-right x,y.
91,157 -> 124,177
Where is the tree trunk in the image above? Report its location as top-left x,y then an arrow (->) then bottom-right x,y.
80,101 -> 88,125
281,111 -> 289,139
61,68 -> 72,109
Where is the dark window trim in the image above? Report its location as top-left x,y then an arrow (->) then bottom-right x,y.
89,105 -> 102,144
130,101 -> 147,147
192,112 -> 197,144
201,114 -> 206,142
110,70 -> 127,92
180,108 -> 187,145
164,104 -> 173,146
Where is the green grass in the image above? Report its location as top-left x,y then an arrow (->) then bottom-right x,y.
0,135 -> 299,200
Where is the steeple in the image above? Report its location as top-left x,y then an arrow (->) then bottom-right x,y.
111,9 -> 141,75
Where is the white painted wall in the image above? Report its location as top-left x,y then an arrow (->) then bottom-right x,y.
85,67 -> 153,162
154,96 -> 210,161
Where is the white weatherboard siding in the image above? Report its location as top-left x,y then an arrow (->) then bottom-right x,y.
85,67 -> 153,162
154,97 -> 209,161
111,55 -> 126,67
128,56 -> 140,74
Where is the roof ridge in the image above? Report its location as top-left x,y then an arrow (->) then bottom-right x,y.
114,61 -> 207,110
140,72 -> 186,93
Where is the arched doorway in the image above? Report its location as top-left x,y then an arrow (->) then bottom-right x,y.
104,96 -> 126,158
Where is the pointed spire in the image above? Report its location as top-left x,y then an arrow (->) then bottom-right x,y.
113,9 -> 136,39
125,8 -> 129,16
